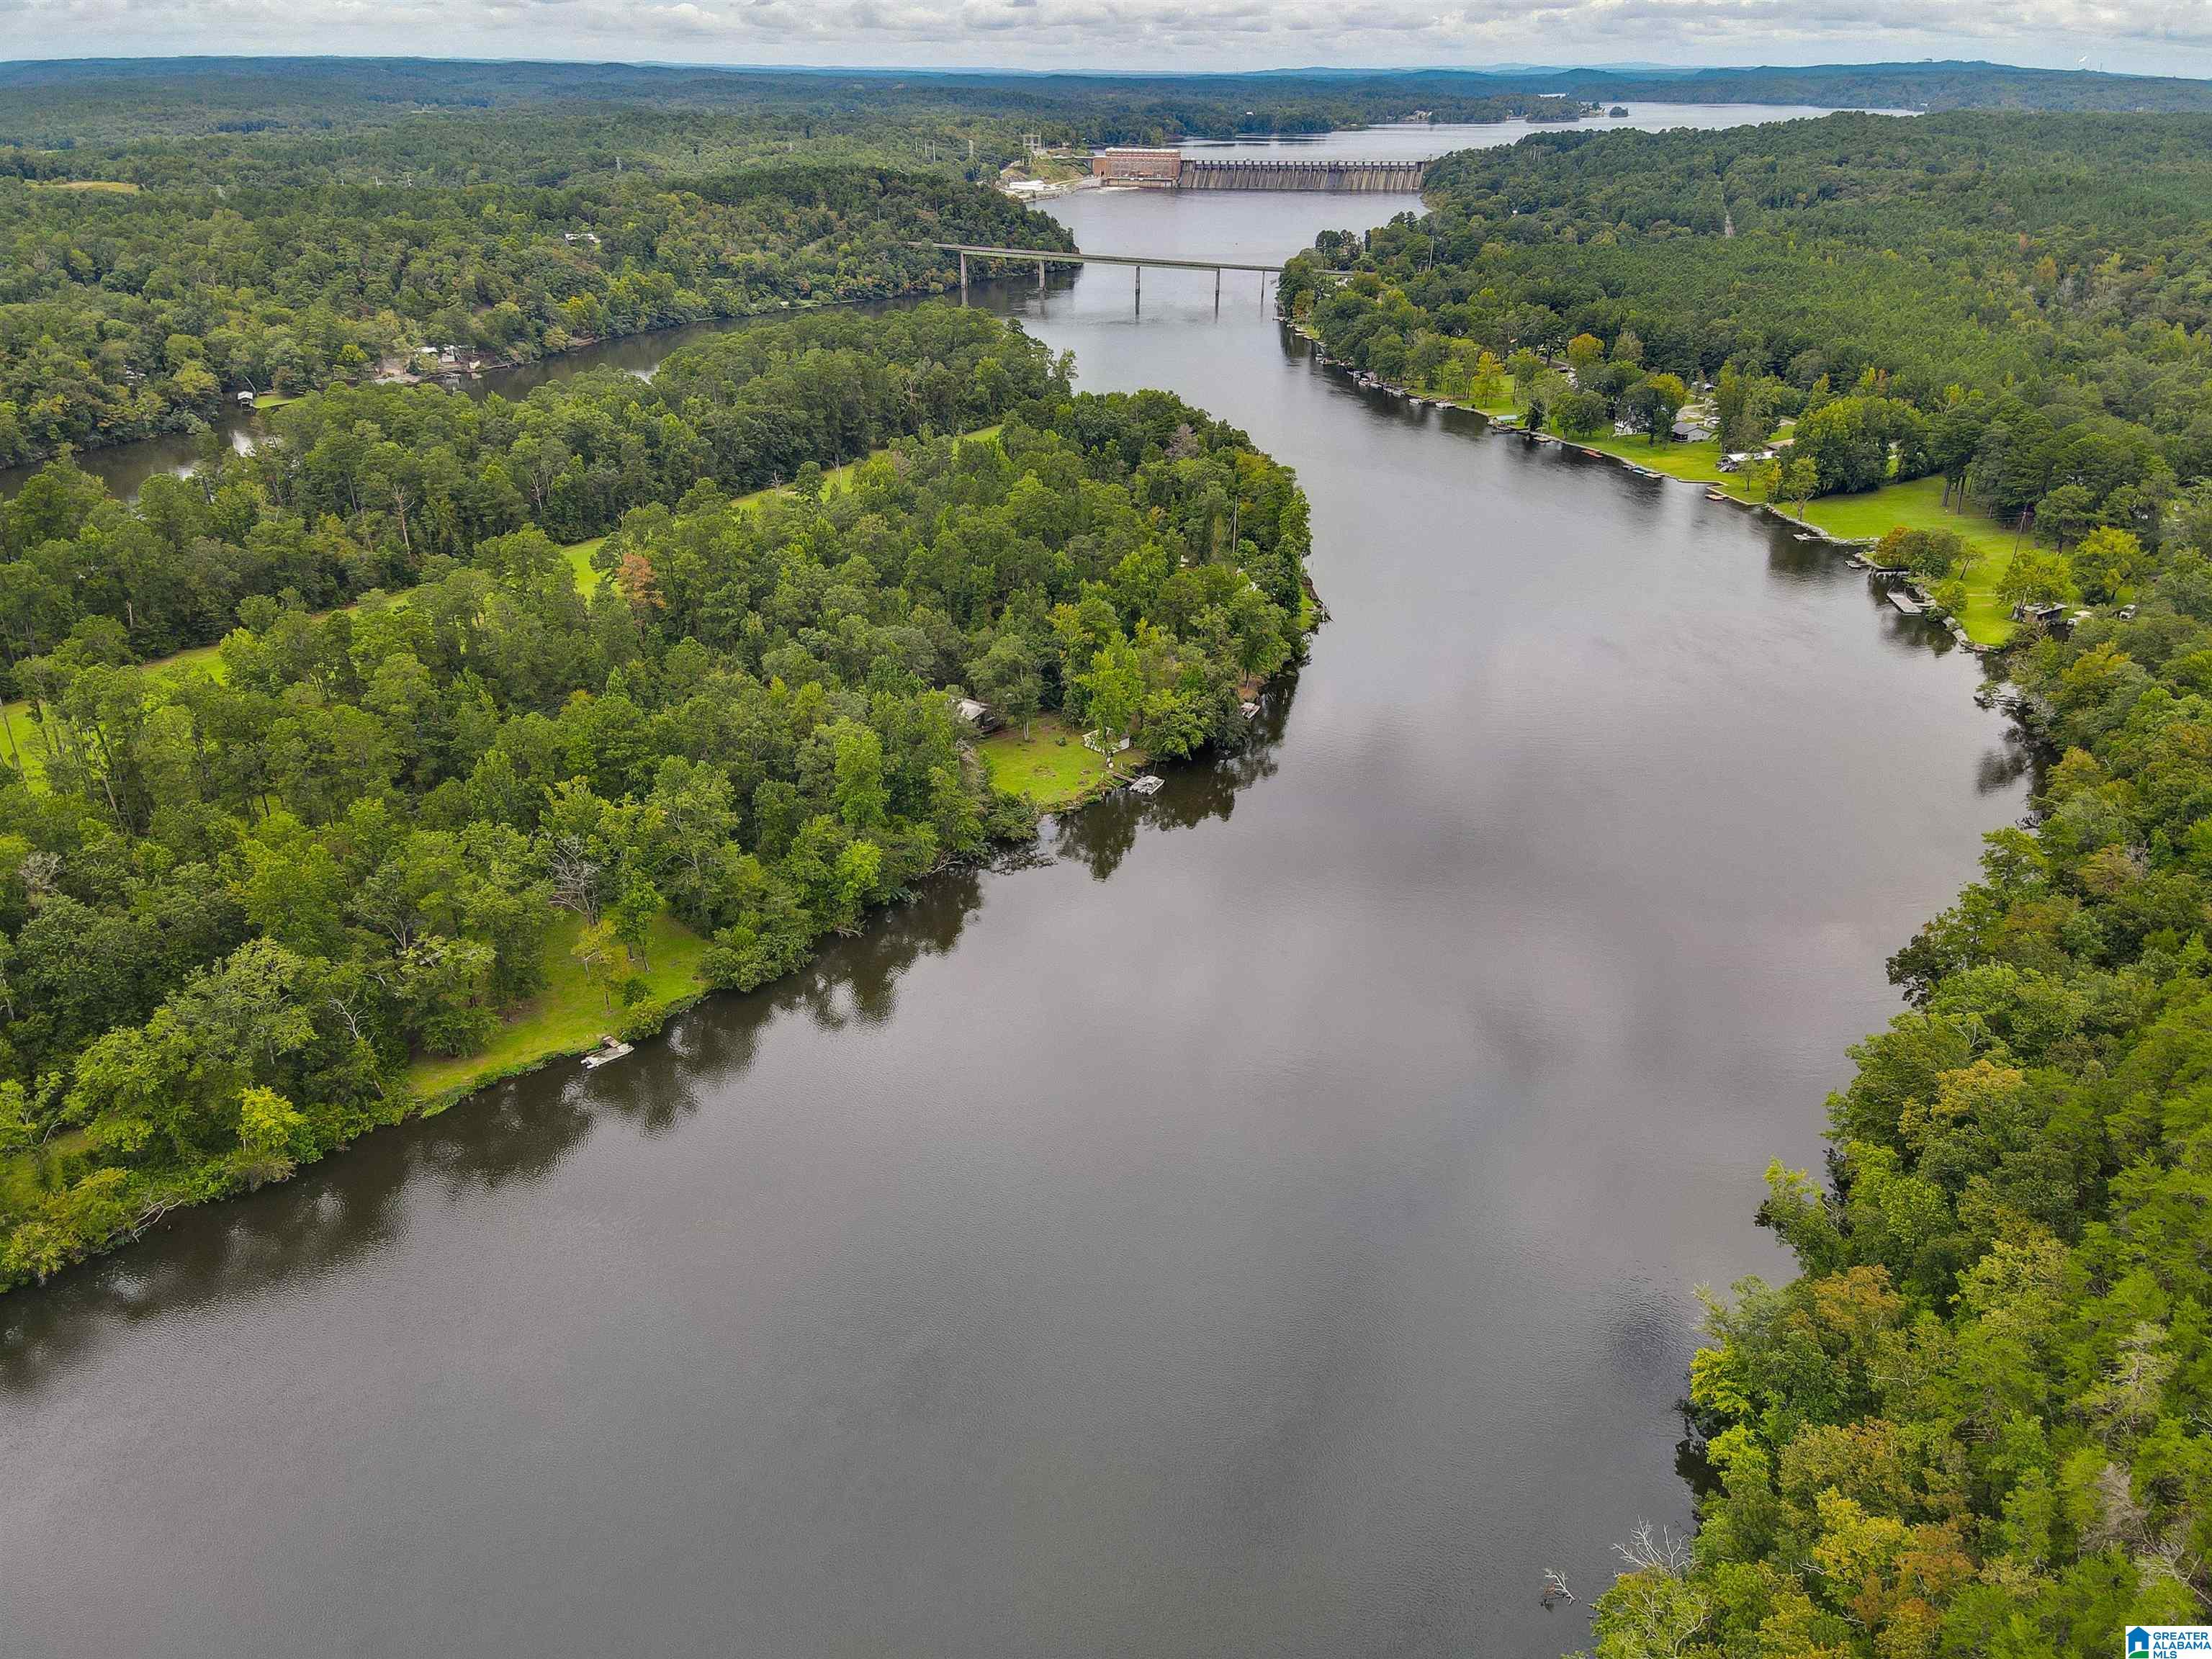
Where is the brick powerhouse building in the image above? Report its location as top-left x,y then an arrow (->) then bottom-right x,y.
1090,148 -> 1182,186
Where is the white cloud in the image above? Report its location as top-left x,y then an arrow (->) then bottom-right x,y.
5,0 -> 2211,76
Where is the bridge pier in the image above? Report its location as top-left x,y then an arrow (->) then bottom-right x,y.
1134,263 -> 1141,315
958,250 -> 968,303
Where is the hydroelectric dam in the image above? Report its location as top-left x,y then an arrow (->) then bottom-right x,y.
1177,158 -> 1431,192
1086,148 -> 1433,192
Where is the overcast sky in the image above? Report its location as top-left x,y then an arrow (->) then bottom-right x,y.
8,0 -> 2212,79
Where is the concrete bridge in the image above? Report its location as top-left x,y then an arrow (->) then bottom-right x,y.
1177,158 -> 1431,192
916,243 -> 1281,313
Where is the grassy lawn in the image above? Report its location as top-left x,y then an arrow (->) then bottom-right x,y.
408,909 -> 712,1105
1543,432 -> 2022,647
1439,392 -> 1521,419
1570,430 -> 1737,482
0,699 -> 49,784
1792,475 -> 2021,647
564,536 -> 606,593
977,713 -> 1130,808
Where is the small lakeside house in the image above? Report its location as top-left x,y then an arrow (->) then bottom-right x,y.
953,697 -> 1002,733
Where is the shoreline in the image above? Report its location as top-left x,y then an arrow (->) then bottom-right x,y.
1284,318 -> 2005,657
412,576 -> 1327,1110
2,544 -> 1324,1289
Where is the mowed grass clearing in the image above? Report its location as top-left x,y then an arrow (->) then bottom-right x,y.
976,713 -> 1127,809
563,536 -> 606,592
408,909 -> 714,1105
1794,474 -> 2022,645
1542,432 -> 2020,646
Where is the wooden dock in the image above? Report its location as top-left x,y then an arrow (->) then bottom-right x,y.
1888,590 -> 1923,616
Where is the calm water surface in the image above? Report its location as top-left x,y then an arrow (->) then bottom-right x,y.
1,119 -> 2019,1659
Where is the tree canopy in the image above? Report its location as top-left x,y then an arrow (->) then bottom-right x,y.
0,305 -> 1310,1292
1282,112 -> 2212,567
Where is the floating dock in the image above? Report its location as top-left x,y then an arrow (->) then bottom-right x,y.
1888,591 -> 1923,616
580,1038 -> 634,1070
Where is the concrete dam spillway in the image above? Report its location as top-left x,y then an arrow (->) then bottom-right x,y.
1087,149 -> 1431,192
1177,158 -> 1431,192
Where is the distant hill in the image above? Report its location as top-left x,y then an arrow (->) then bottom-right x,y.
1,56 -> 2209,148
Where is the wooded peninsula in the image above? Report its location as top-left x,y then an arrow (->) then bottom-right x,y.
0,303 -> 1310,1288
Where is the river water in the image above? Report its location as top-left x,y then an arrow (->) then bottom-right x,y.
0,109 -> 2018,1658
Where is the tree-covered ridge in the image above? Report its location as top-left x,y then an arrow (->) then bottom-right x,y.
6,59 -> 2212,154
0,58 -> 1599,152
0,162 -> 1071,468
1,305 -> 1061,683
1283,113 -> 2212,591
0,305 -> 1309,1293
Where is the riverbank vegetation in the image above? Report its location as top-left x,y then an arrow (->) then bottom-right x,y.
1282,113 -> 2212,647
0,305 -> 1310,1290
1568,500 -> 2212,1652
1312,112 -> 2212,1658
1529,431 -> 2026,644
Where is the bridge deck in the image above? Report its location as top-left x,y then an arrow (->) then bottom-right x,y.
922,242 -> 1282,274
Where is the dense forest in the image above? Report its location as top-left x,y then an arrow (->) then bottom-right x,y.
1283,112 -> 2212,587
0,58 -> 1609,150
0,305 -> 1311,1290
7,58 -> 2211,152
0,161 -> 1071,467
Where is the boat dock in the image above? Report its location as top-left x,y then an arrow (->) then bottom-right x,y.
1888,590 -> 1923,616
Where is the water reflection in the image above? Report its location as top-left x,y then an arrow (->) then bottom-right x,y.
1053,680 -> 1291,881
0,687 -> 1301,1397
0,854 -> 1013,1393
